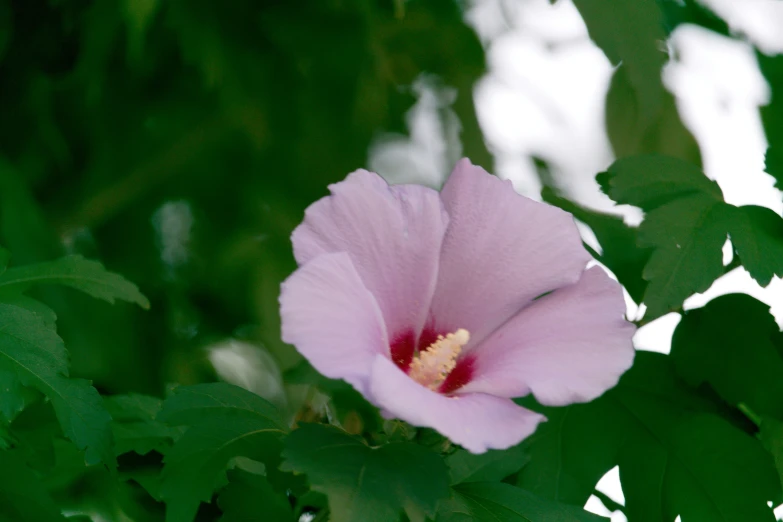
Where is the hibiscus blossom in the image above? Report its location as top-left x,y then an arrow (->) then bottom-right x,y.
279,159 -> 635,453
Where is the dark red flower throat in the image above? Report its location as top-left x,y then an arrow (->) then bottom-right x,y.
390,327 -> 475,395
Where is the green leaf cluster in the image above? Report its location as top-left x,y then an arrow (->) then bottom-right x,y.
585,155 -> 783,319
76,377 -> 606,522
547,153 -> 783,320
0,251 -> 149,519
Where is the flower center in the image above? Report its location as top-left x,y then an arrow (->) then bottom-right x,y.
408,329 -> 470,390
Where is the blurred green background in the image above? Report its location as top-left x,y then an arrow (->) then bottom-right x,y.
0,0 -> 494,398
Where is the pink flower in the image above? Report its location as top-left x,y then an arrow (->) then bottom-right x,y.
280,159 -> 635,453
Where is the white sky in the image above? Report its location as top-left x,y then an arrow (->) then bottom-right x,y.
371,0 -> 783,519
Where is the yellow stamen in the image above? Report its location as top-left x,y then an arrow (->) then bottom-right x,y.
409,329 -> 469,390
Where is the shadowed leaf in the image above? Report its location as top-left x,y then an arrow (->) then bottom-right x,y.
282,423 -> 449,522
0,302 -> 114,467
671,294 -> 783,418
0,450 -> 67,521
437,482 -> 606,522
158,383 -> 286,522
0,255 -> 149,309
518,352 -> 779,521
218,467 -> 294,522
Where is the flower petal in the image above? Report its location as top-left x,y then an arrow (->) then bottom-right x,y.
292,170 -> 448,339
280,252 -> 388,395
429,159 -> 591,345
369,355 -> 545,453
460,266 -> 635,405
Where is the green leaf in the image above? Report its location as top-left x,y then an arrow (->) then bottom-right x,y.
217,468 -> 294,522
6,400 -> 61,470
579,0 -> 702,162
724,205 -> 783,286
764,146 -> 783,192
760,51 -> 783,193
0,246 -> 9,275
119,465 -> 165,502
517,352 -> 728,504
598,154 -> 723,212
516,399 -> 621,506
437,482 -> 606,522
158,382 -> 284,428
446,444 -> 529,485
588,0 -> 701,160
761,417 -> 783,493
541,186 -> 650,303
599,154 -> 783,316
0,302 -> 114,467
105,393 -> 163,421
1,295 -> 57,328
0,367 -> 29,422
281,423 -> 450,522
637,194 -> 730,319
158,383 -> 286,522
0,449 -> 67,521
575,0 -> 700,164
518,352 -> 780,521
598,155 -> 731,318
37,437 -> 92,492
671,294 -> 783,418
104,393 -> 182,456
161,417 -> 285,522
0,255 -> 150,309
620,415 -> 779,522
573,0 -> 666,126
605,64 -> 702,163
